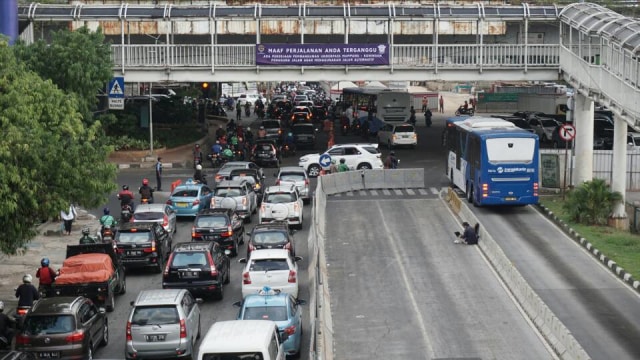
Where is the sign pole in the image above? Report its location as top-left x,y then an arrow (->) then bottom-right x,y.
563,138 -> 569,200
149,81 -> 154,155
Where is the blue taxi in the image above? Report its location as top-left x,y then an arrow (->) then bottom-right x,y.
167,179 -> 214,217
233,287 -> 306,358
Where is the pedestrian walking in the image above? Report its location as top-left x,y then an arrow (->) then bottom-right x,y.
60,203 -> 77,236
156,157 -> 163,191
439,95 -> 444,113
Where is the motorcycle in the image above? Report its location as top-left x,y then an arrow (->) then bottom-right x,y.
256,108 -> 265,120
208,153 -> 222,168
120,204 -> 133,223
455,107 -> 475,116
341,124 -> 349,136
281,144 -> 295,158
235,149 -> 245,161
245,105 -> 251,117
101,225 -> 115,243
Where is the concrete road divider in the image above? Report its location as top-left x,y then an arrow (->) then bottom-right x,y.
322,169 -> 425,194
363,170 -> 386,189
441,188 -> 590,360
348,171 -> 364,191
403,168 -> 425,188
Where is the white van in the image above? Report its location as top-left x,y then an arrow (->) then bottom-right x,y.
197,320 -> 287,360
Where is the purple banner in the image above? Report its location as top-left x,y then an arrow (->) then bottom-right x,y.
256,43 -> 390,66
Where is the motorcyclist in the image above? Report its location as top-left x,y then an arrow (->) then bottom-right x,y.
212,140 -> 223,155
194,164 -> 205,183
244,101 -> 251,116
79,226 -> 97,244
257,126 -> 267,139
36,258 -> 57,297
15,274 -> 39,307
236,105 -> 242,122
409,106 -> 417,125
100,208 -> 117,238
424,108 -> 433,127
463,100 -> 469,110
221,146 -> 234,162
245,127 -> 254,144
193,144 -> 204,166
385,151 -> 399,169
139,178 -> 154,204
337,158 -> 349,172
283,132 -> 296,154
117,184 -> 135,209
230,133 -> 239,149
0,301 -> 16,348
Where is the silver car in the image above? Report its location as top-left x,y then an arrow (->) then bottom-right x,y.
125,289 -> 202,360
276,166 -> 311,204
211,180 -> 258,222
133,203 -> 177,234
214,161 -> 263,184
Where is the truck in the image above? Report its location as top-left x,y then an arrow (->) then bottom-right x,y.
51,243 -> 126,312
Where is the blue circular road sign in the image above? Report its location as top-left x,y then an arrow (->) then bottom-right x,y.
319,153 -> 332,167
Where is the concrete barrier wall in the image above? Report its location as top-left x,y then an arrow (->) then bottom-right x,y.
323,169 -> 425,194
441,188 -> 591,360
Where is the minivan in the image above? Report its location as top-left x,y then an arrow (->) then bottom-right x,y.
125,289 -> 202,360
197,320 -> 287,360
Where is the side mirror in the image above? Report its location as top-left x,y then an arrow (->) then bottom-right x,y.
98,308 -> 107,314
294,256 -> 303,262
195,298 -> 204,304
233,301 -> 242,307
130,301 -> 135,306
238,258 -> 247,264
296,299 -> 307,305
246,232 -> 252,236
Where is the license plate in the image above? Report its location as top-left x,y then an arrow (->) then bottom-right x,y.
505,197 -> 517,201
258,153 -> 269,158
127,250 -> 142,256
176,202 -> 188,207
145,334 -> 166,342
38,353 -> 60,359
204,235 -> 218,240
180,271 -> 199,278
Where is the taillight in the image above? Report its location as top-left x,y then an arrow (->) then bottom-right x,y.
163,215 -> 169,228
15,335 -> 29,345
294,203 -> 300,211
243,271 -> 252,284
164,253 -> 174,276
304,179 -> 309,186
288,270 -> 297,283
126,321 -> 132,341
179,319 -> 187,339
65,330 -> 84,343
482,183 -> 489,198
248,243 -> 255,252
16,308 -> 29,316
221,226 -> 233,237
207,252 -> 218,277
166,199 -> 173,205
143,240 -> 156,253
260,203 -> 266,212
284,242 -> 291,251
193,199 -> 200,206
191,226 -> 197,238
275,179 -> 280,185
242,197 -> 247,206
533,182 -> 539,196
210,198 -> 216,207
284,325 -> 296,335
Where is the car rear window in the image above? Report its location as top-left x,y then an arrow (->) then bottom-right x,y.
250,259 -> 289,272
253,231 -> 287,245
231,175 -> 257,184
279,173 -> 305,182
171,252 -> 208,267
242,305 -> 288,321
116,231 -> 152,243
134,212 -> 163,221
265,192 -> 295,203
262,122 -> 280,129
173,189 -> 199,197
131,305 -> 179,326
363,146 -> 380,154
202,354 -> 264,360
215,188 -> 243,197
293,126 -> 314,134
23,315 -> 75,335
257,145 -> 274,151
395,125 -> 414,133
196,215 -> 228,228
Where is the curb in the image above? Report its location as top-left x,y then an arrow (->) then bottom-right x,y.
535,203 -> 640,293
118,161 -> 188,169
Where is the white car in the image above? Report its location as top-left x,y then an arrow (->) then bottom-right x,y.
259,185 -> 303,229
133,203 -> 177,234
212,180 -> 258,223
377,123 -> 418,149
528,117 -> 560,143
276,166 -> 311,204
239,249 -> 302,299
298,143 -> 384,177
237,93 -> 262,107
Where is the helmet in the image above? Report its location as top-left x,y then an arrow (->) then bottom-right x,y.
122,185 -> 129,190
0,301 -> 4,312
260,126 -> 265,130
340,158 -> 346,163
23,274 -> 32,283
142,178 -> 149,186
41,258 -> 50,267
216,140 -> 220,144
331,159 -> 336,164
196,164 -> 202,170
390,151 -> 395,155
195,144 -> 200,148
247,127 -> 251,131
82,226 -> 90,235
288,132 -> 293,137
103,207 -> 110,215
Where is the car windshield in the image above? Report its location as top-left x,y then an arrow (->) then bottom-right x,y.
116,231 -> 152,243
279,173 -> 305,182
242,305 -> 288,321
173,189 -> 199,197
134,211 -> 163,221
249,259 -> 289,271
265,192 -> 295,203
293,126 -> 314,134
202,354 -> 264,360
215,188 -> 243,197
196,216 -> 228,228
171,252 -> 208,267
23,315 -> 75,335
540,119 -> 558,127
131,305 -> 179,326
262,122 -> 280,129
253,231 -> 287,245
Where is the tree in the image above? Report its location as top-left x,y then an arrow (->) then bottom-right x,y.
13,27 -> 113,124
563,178 -> 623,226
0,40 -> 117,255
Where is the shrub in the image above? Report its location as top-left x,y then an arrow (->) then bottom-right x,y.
563,178 -> 622,225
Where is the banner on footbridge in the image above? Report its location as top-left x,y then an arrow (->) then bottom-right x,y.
256,43 -> 390,66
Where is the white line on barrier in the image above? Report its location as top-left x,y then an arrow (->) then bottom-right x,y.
393,189 -> 403,195
370,190 -> 378,196
430,187 -> 440,194
406,189 -> 415,195
382,189 -> 391,195
346,192 -> 354,197
419,189 -> 428,195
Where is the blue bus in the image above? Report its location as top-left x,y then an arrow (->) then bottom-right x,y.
444,116 -> 540,206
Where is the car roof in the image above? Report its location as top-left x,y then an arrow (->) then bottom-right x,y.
248,249 -> 290,260
278,166 -> 307,173
133,289 -> 186,306
199,320 -> 277,352
243,292 -> 289,307
253,220 -> 290,231
31,296 -> 85,314
217,180 -> 247,188
173,242 -> 214,252
133,204 -> 166,212
173,181 -> 206,191
198,208 -> 233,216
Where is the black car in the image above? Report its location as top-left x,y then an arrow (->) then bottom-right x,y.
251,139 -> 280,168
312,105 -> 328,121
290,112 -> 310,125
115,222 -> 172,273
192,208 -> 245,256
291,123 -> 317,149
228,168 -> 266,202
260,120 -> 283,142
162,242 -> 231,300
246,220 -> 296,258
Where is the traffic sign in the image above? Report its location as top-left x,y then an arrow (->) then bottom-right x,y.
108,77 -> 125,110
559,123 -> 576,141
319,154 -> 332,167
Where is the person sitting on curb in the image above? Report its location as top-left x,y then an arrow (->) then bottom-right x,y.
454,222 -> 479,245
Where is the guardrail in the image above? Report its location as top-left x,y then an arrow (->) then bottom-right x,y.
111,43 -> 559,70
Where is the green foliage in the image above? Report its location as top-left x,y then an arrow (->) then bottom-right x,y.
563,178 -> 623,225
13,27 -> 113,125
0,40 -> 117,255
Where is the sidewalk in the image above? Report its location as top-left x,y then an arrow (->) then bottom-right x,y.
0,210 -> 97,311
108,117 -> 228,169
